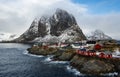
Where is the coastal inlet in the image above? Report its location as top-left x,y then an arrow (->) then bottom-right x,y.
0,43 -> 99,77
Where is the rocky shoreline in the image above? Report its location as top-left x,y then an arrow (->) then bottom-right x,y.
27,46 -> 120,76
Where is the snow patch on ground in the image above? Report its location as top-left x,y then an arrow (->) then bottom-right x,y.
32,27 -> 77,43
46,22 -> 51,34
54,14 -> 59,22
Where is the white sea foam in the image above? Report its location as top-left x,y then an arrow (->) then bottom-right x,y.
23,50 -> 44,58
43,56 -> 69,65
43,55 -> 53,62
101,72 -> 118,76
66,65 -> 83,76
23,50 -> 28,55
49,61 -> 69,64
66,65 -> 118,76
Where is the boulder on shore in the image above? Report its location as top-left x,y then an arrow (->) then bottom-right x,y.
27,46 -> 58,56
56,49 -> 76,61
80,60 -> 114,74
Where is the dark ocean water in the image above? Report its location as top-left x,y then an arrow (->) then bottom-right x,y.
0,43 -> 117,77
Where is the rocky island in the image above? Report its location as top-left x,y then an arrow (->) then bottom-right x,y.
27,45 -> 120,75
15,8 -> 120,76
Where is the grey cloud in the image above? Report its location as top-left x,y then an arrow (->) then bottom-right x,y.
76,13 -> 120,39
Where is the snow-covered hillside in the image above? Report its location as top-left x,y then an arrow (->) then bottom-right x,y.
15,8 -> 86,43
87,30 -> 112,40
0,32 -> 18,42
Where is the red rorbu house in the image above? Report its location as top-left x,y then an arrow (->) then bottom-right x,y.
94,43 -> 102,51
98,52 -> 112,58
76,50 -> 96,57
76,49 -> 113,59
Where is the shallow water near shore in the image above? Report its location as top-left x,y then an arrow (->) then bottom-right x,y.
0,43 -> 118,77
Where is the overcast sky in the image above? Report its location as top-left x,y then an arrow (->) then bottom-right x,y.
0,0 -> 120,39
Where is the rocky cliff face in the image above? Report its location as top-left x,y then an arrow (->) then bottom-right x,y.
15,9 -> 86,42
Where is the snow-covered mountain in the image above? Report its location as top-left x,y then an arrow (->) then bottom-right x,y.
87,30 -> 112,40
0,32 -> 18,42
15,8 -> 86,43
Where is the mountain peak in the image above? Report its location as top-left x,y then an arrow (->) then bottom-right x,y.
15,9 -> 86,42
88,29 -> 112,40
54,8 -> 77,25
55,8 -> 68,14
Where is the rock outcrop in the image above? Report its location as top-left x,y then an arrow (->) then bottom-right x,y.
54,49 -> 76,61
70,55 -> 115,75
15,8 -> 86,43
27,46 -> 58,56
27,46 -> 120,75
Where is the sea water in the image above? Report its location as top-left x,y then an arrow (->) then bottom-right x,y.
0,43 -> 118,77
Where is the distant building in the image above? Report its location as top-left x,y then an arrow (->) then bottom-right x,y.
94,43 -> 102,51
86,40 -> 96,47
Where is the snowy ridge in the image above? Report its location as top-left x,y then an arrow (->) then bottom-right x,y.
88,30 -> 112,40
0,32 -> 18,41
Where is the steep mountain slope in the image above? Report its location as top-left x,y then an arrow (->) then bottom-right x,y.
15,19 -> 39,42
15,9 -> 86,42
